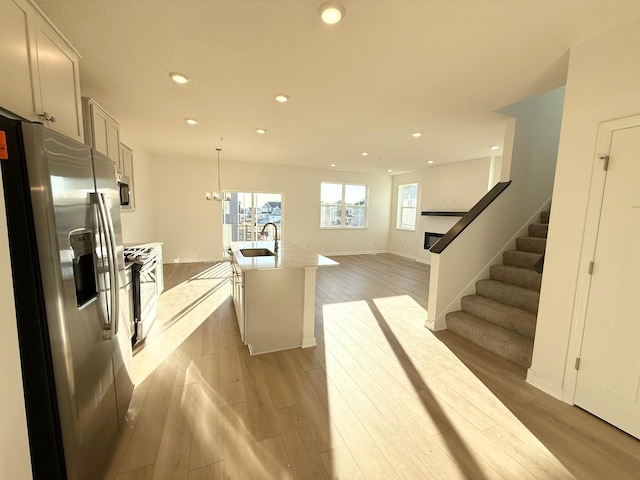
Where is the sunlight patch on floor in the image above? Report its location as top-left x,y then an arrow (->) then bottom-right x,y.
320,295 -> 574,479
132,263 -> 231,384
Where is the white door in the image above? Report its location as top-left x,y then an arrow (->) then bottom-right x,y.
574,124 -> 640,439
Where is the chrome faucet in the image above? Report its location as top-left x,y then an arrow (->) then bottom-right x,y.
259,222 -> 279,253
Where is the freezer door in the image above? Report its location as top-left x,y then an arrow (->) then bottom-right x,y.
21,123 -> 120,480
92,149 -> 134,425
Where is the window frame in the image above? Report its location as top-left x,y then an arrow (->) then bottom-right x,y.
320,182 -> 368,229
396,182 -> 418,231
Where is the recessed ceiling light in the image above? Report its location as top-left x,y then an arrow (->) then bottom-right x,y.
256,128 -> 267,134
330,164 -> 337,167
274,94 -> 289,103
427,160 -> 434,164
490,145 -> 500,150
411,131 -> 423,138
185,118 -> 198,125
169,72 -> 190,84
387,169 -> 393,173
318,1 -> 346,25
361,152 -> 369,156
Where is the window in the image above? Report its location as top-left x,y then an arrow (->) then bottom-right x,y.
320,182 -> 367,228
396,183 -> 418,230
222,192 -> 283,255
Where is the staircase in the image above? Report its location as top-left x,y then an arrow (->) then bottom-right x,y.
445,209 -> 549,368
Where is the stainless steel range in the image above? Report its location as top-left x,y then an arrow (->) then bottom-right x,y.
124,243 -> 164,345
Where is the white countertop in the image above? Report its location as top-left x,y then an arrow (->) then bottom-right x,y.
229,241 -> 338,271
124,241 -> 164,249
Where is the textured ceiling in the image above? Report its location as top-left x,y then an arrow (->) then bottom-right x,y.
34,0 -> 640,174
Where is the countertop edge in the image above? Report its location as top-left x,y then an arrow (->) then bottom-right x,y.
229,241 -> 339,271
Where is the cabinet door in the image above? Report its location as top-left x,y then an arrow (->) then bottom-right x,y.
34,16 -> 82,140
107,117 -> 121,167
0,0 -> 40,119
119,143 -> 135,210
90,103 -> 110,156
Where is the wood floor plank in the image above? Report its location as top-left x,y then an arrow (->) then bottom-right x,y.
216,402 -> 261,478
187,462 -> 223,480
117,354 -> 178,473
151,384 -> 197,480
258,352 -> 296,409
104,386 -> 149,480
277,348 -> 336,452
312,374 -> 401,480
324,350 -> 464,479
199,310 -> 220,355
115,465 -> 155,480
319,446 -> 365,480
188,375 -> 224,471
218,346 -> 246,406
238,347 -> 281,442
481,424 -> 574,479
252,435 -> 295,480
275,405 -> 330,479
353,404 -> 438,480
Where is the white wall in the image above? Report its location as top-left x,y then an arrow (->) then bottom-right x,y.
149,156 -> 392,263
389,158 -> 492,263
529,18 -> 640,398
0,182 -> 33,478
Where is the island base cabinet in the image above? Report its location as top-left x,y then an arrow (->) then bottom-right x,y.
244,269 -> 304,355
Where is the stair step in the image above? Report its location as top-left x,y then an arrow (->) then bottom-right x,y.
540,210 -> 550,224
490,264 -> 542,291
446,311 -> 534,367
460,295 -> 537,338
528,223 -> 549,238
516,236 -> 547,254
503,250 -> 543,270
476,279 -> 540,313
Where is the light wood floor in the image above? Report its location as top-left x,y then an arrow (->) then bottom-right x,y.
105,254 -> 640,480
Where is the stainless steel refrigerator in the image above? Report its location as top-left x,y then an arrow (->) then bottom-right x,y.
0,115 -> 134,480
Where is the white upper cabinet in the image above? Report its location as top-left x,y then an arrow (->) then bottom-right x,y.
0,0 -> 83,141
34,14 -> 83,140
0,0 -> 38,119
81,97 -> 121,166
119,143 -> 135,211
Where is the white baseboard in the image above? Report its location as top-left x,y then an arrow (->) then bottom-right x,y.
526,367 -> 563,400
301,337 -> 317,348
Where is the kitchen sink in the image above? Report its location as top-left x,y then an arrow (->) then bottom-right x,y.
240,248 -> 275,257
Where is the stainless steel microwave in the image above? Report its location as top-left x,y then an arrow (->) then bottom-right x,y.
117,174 -> 130,206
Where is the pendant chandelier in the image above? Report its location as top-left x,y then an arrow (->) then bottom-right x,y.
213,147 -> 230,201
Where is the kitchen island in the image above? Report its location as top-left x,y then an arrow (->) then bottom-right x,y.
229,240 -> 338,355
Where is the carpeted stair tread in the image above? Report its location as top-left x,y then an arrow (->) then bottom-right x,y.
540,210 -> 550,224
460,295 -> 537,338
476,279 -> 540,313
446,311 -> 534,367
490,264 -> 542,291
516,236 -> 547,254
528,223 -> 549,238
503,250 -> 543,270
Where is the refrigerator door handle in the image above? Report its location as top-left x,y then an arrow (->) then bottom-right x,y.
91,192 -> 117,334
101,192 -> 120,335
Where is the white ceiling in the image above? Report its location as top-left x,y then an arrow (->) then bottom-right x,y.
34,0 -> 640,175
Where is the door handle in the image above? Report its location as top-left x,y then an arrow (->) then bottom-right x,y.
91,192 -> 118,335
101,193 -> 120,336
